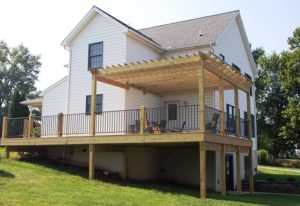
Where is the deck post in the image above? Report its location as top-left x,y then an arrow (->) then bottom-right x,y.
199,59 -> 205,132
218,77 -> 225,135
246,92 -> 252,140
2,116 -> 8,139
23,119 -> 29,138
220,144 -> 226,195
5,146 -> 10,159
199,142 -> 206,198
57,113 -> 64,137
91,72 -> 97,136
89,144 -> 95,180
139,106 -> 145,134
249,148 -> 254,194
234,86 -> 240,138
27,115 -> 33,139
236,146 -> 242,194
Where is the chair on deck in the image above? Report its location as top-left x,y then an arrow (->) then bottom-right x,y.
159,120 -> 167,133
205,113 -> 219,133
171,121 -> 186,132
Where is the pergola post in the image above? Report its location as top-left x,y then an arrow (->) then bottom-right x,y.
249,149 -> 254,194
199,142 -> 206,198
234,86 -> 240,138
199,59 -> 205,132
139,106 -> 145,134
236,146 -> 242,194
23,119 -> 29,138
220,144 -> 226,195
91,72 -> 97,136
89,144 -> 95,180
218,77 -> 225,135
246,92 -> 252,140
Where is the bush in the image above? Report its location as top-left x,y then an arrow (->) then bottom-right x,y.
258,149 -> 268,165
266,159 -> 300,168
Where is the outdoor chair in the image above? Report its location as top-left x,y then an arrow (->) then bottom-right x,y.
171,121 -> 186,132
205,113 -> 220,133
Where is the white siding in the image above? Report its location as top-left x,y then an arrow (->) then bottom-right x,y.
126,36 -> 159,63
214,19 -> 255,115
68,13 -> 127,114
42,78 -> 67,116
125,87 -> 162,109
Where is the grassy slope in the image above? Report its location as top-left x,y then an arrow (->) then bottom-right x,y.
255,165 -> 300,182
0,148 -> 300,206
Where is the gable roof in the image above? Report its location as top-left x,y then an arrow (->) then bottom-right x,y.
61,6 -> 161,48
139,11 -> 238,50
42,76 -> 68,96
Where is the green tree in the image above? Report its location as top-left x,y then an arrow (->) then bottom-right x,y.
0,40 -> 41,133
280,27 -> 300,149
8,91 -> 29,118
254,51 -> 289,157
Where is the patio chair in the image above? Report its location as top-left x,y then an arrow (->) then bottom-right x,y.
205,113 -> 219,133
159,120 -> 167,133
171,121 -> 186,132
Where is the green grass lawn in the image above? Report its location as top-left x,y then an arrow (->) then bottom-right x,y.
255,165 -> 300,182
0,148 -> 300,206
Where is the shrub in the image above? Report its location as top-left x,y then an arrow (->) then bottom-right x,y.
258,149 -> 268,165
286,177 -> 296,182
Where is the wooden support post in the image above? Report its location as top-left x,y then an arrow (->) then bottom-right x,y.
236,146 -> 242,194
139,106 -> 145,134
57,113 -> 64,137
249,149 -> 254,194
234,86 -> 240,138
220,144 -> 226,196
2,116 -> 8,139
27,115 -> 33,139
90,73 -> 97,136
199,59 -> 205,132
23,119 -> 28,138
5,146 -> 10,159
218,77 -> 225,135
246,92 -> 252,140
89,144 -> 95,180
199,142 -> 206,198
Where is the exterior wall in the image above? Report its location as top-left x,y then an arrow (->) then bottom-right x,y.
159,148 -> 216,190
42,78 -> 68,116
126,36 -> 160,63
213,18 -> 256,137
125,87 -> 162,110
127,147 -> 160,180
68,13 -> 127,114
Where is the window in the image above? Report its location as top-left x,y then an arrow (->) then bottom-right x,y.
86,94 -> 103,114
88,42 -> 103,69
168,104 -> 177,120
226,104 -> 235,121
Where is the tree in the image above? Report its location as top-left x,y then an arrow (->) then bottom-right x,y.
280,27 -> 300,149
0,40 -> 41,133
8,91 -> 29,118
254,50 -> 289,157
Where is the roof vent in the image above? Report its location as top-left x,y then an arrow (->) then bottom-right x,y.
198,30 -> 204,37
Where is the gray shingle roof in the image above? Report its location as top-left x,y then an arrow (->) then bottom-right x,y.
139,11 -> 238,50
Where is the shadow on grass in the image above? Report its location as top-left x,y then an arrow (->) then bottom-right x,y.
0,170 -> 15,178
18,154 -> 300,206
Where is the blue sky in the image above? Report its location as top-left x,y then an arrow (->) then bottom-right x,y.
0,0 -> 299,90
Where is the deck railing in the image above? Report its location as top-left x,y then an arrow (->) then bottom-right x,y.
1,105 -> 251,139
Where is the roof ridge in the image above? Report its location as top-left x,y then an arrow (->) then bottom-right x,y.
139,10 -> 239,31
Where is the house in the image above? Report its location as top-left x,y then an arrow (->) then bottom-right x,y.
1,6 -> 257,198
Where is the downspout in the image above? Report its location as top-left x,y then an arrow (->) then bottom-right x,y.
64,46 -> 72,115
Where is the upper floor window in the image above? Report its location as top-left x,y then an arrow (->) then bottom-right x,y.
86,94 -> 103,114
88,42 -> 103,69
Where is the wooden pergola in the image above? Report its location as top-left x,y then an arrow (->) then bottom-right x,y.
89,51 -> 254,198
